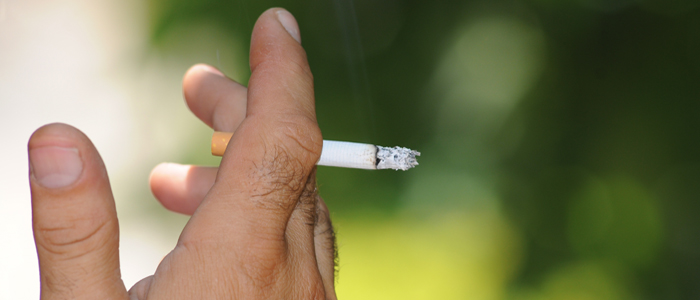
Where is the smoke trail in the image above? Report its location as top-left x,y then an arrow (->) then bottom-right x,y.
332,0 -> 376,141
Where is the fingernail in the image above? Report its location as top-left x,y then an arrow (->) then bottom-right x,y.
29,146 -> 83,189
277,9 -> 301,44
200,64 -> 224,77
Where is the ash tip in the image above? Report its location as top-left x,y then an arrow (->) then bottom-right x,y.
376,145 -> 421,171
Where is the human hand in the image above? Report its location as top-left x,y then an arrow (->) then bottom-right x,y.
27,8 -> 337,299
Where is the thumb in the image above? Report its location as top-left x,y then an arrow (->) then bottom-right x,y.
28,123 -> 128,299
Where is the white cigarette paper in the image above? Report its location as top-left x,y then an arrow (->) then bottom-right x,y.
317,140 -> 378,169
211,132 -> 420,171
318,140 -> 420,170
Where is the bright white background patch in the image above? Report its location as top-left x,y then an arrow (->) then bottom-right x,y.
0,0 -> 228,297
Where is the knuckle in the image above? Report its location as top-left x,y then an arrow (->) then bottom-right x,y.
36,217 -> 113,259
274,115 -> 323,165
249,144 -> 308,211
248,116 -> 322,211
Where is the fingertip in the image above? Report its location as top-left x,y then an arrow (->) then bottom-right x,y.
183,64 -> 223,102
28,123 -> 105,191
183,64 -> 224,94
245,7 -> 318,144
148,163 -> 167,196
28,123 -> 109,208
149,163 -> 189,213
29,122 -> 90,150
249,8 -> 309,73
182,63 -> 248,131
149,163 -> 188,195
257,8 -> 301,43
149,163 -> 217,215
275,8 -> 301,44
183,64 -> 224,123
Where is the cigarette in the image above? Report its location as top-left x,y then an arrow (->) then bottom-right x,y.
211,131 -> 420,171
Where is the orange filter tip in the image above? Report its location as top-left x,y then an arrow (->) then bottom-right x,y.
211,131 -> 233,156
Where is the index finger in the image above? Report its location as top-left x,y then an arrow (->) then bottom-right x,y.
180,7 -> 321,250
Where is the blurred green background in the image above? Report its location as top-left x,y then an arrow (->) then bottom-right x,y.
144,0 -> 700,299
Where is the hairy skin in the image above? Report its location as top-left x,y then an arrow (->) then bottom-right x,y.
28,8 -> 337,300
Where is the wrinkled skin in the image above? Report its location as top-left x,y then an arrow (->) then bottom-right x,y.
28,8 -> 337,300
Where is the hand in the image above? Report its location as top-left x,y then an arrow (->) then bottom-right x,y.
27,8 -> 337,299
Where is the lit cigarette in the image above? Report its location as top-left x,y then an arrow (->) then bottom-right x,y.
211,132 -> 420,171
